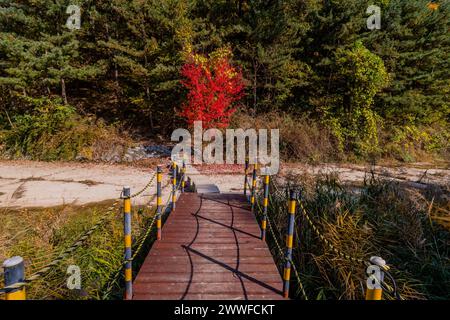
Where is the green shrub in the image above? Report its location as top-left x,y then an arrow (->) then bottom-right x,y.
1,97 -> 128,161
381,124 -> 450,163
230,110 -> 449,163
230,111 -> 340,163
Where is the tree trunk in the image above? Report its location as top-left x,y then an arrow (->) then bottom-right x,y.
115,30 -> 120,85
143,48 -> 154,132
146,86 -> 154,131
253,59 -> 257,116
2,107 -> 14,128
61,78 -> 68,105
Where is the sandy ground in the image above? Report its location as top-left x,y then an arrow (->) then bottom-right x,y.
280,163 -> 450,187
0,161 -> 173,208
193,162 -> 449,191
0,160 -> 448,209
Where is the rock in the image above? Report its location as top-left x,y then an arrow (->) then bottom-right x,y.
121,144 -> 172,162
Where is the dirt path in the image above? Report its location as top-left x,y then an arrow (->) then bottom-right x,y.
193,162 -> 449,192
0,160 -> 448,209
0,160 -> 172,208
281,163 -> 449,188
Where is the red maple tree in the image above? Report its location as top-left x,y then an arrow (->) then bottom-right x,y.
179,53 -> 245,128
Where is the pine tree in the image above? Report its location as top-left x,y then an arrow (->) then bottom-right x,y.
364,0 -> 450,126
191,0 -> 313,114
89,0 -> 193,132
0,0 -> 104,103
0,0 -> 448,153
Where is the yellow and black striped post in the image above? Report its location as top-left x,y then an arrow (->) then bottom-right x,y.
178,161 -> 181,180
261,174 -> 270,241
181,161 -> 186,193
2,256 -> 26,300
172,161 -> 177,211
283,190 -> 296,299
244,158 -> 249,196
156,166 -> 163,240
365,284 -> 383,300
428,1 -> 439,10
250,163 -> 258,212
122,186 -> 132,300
365,256 -> 386,300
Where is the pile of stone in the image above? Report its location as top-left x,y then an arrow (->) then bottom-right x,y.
123,145 -> 172,162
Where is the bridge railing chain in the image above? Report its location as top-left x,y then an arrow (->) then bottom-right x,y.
0,200 -> 120,295
129,179 -> 176,263
103,181 -> 172,298
103,165 -> 186,299
295,197 -> 403,299
254,187 -> 309,300
129,173 -> 157,199
296,199 -> 366,265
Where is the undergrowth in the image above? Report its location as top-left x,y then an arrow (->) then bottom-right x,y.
0,97 -> 130,161
1,172 -> 448,300
231,111 -> 450,164
261,173 -> 450,300
0,200 -> 156,300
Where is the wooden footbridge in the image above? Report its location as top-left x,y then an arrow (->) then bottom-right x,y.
1,159 -> 391,301
133,192 -> 283,300
1,160 -> 289,301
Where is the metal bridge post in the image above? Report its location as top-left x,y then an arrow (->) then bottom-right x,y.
156,166 -> 163,240
176,162 -> 180,182
261,174 -> 270,241
244,158 -> 249,196
181,161 -> 186,193
283,190 -> 296,298
2,256 -> 26,300
250,163 -> 258,212
172,162 -> 177,211
122,186 -> 133,300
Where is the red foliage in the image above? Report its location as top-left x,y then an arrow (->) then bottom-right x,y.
179,55 -> 245,128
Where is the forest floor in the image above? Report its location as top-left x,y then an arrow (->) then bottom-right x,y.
0,160 -> 448,209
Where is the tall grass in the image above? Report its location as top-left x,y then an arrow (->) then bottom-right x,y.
261,173 -> 450,300
1,172 -> 448,300
0,200 -> 157,300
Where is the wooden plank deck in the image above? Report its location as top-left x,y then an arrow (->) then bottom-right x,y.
133,193 -> 284,300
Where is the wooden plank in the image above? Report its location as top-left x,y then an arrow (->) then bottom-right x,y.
139,263 -> 280,273
142,255 -> 278,265
153,243 -> 268,250
133,281 -> 282,295
132,193 -> 283,300
135,272 -> 282,283
133,293 -> 284,300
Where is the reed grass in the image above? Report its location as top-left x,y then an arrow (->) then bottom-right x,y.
261,172 -> 450,300
0,200 -> 157,300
